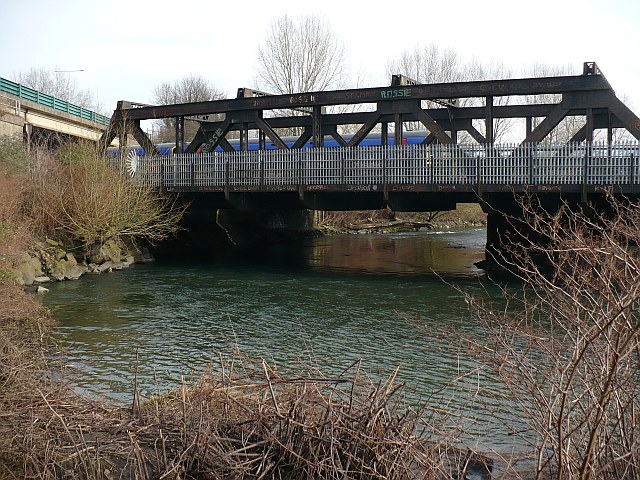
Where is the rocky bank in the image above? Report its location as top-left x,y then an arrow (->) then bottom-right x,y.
12,238 -> 154,292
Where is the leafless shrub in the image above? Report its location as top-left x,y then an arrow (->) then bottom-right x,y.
457,194 -> 640,479
27,142 -> 186,255
1,344 -> 482,479
0,144 -> 35,276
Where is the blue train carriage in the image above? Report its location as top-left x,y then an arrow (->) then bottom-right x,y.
104,131 -> 431,181
105,131 -> 428,157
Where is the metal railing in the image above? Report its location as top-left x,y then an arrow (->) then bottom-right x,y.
0,77 -> 109,126
112,142 -> 640,190
0,93 -> 20,114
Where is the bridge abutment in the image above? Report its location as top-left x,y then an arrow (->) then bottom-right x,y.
217,209 -> 317,246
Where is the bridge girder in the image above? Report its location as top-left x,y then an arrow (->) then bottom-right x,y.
99,62 -> 640,154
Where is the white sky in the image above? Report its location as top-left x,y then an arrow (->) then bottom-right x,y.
1,0 -> 639,116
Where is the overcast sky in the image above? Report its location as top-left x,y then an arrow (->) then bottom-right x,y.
1,0 -> 638,116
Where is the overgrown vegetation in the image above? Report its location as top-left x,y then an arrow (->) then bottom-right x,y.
451,195 -> 640,479
0,139 -> 33,274
24,140 -> 185,258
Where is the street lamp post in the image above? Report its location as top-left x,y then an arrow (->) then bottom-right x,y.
54,69 -> 84,103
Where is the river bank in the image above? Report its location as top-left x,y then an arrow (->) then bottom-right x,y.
2,260 -> 500,479
316,203 -> 486,234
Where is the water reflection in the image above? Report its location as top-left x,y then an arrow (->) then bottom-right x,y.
306,229 -> 485,276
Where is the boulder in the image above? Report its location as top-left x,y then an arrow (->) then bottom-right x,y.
13,254 -> 45,286
65,252 -> 78,266
64,264 -> 88,280
51,258 -> 88,281
97,261 -> 115,273
45,238 -> 63,247
102,239 -> 122,263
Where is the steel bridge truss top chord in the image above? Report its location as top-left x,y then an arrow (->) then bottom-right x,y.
100,61 -> 640,192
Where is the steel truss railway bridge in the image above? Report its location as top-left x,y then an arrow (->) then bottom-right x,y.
99,62 -> 640,260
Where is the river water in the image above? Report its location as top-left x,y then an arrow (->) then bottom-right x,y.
43,228 -> 527,451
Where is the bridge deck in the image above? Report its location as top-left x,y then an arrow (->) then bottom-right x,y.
119,142 -> 640,200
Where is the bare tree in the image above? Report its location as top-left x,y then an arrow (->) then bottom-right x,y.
254,14 -> 349,137
387,43 -> 466,87
523,63 -> 583,143
13,68 -> 94,109
456,195 -> 640,479
255,14 -> 347,95
152,75 -> 225,142
386,45 -> 514,142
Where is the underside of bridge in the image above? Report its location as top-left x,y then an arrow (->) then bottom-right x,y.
99,62 -> 640,264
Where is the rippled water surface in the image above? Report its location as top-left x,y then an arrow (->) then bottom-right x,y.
44,228 -> 526,449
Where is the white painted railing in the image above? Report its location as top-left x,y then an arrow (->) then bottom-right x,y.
115,142 -> 640,189
0,93 -> 20,115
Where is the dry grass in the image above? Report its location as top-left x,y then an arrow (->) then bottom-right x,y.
1,341 -> 490,479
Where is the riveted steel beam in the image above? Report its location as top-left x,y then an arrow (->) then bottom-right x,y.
99,63 -> 640,153
117,73 -> 612,122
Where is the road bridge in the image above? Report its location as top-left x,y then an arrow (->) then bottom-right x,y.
0,77 -> 110,144
100,62 -> 640,263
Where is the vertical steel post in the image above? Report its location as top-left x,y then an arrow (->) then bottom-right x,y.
485,96 -> 494,145
259,151 -> 265,188
190,155 -> 195,187
430,145 -> 435,186
528,142 -> 534,185
175,116 -> 184,154
583,108 -> 594,202
394,113 -> 403,146
298,152 -> 304,200
224,159 -> 230,200
240,122 -> 249,151
312,106 -> 323,148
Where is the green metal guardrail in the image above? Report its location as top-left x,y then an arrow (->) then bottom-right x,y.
0,77 -> 110,127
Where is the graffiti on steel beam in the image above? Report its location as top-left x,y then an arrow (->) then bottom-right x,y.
345,91 -> 376,101
211,128 -> 224,143
533,81 -> 563,90
380,88 -> 412,100
479,84 -> 509,93
289,94 -> 316,105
